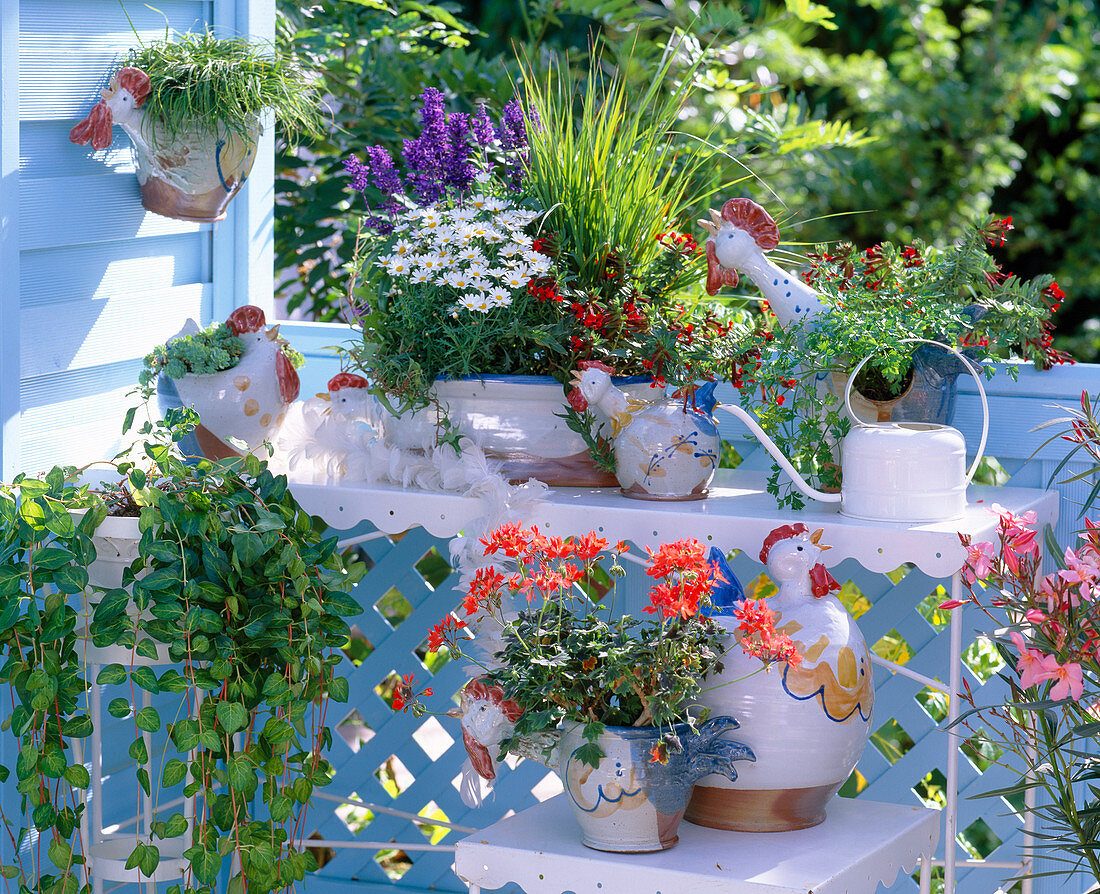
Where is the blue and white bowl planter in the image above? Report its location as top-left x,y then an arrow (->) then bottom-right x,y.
559,717 -> 754,852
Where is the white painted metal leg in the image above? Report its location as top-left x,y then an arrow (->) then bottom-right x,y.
90,666 -> 103,894
919,853 -> 932,894
944,573 -> 964,894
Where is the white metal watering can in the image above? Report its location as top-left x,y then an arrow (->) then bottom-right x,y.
718,340 -> 989,522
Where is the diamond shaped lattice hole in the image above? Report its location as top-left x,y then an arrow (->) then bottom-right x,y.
375,754 -> 414,799
532,770 -> 564,802
916,588 -> 951,631
341,625 -> 375,666
958,816 -> 1003,859
913,767 -> 948,809
961,729 -> 1003,773
873,628 -> 914,665
871,718 -> 915,765
963,635 -> 1005,683
375,670 -> 401,708
417,800 -> 452,843
375,587 -> 413,629
336,791 -> 374,834
746,572 -> 776,600
337,709 -> 374,753
374,847 -> 412,880
305,832 -> 335,869
415,547 -> 453,589
838,767 -> 868,798
412,715 -> 454,761
837,581 -> 870,620
915,685 -> 948,722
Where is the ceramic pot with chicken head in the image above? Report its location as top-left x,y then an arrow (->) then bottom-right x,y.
167,306 -> 301,459
686,524 -> 874,832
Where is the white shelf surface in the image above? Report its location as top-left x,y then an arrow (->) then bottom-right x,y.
454,795 -> 940,894
287,468 -> 1058,577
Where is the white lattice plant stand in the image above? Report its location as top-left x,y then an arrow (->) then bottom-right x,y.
288,467 -> 1059,893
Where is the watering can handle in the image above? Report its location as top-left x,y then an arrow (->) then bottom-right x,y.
843,338 -> 990,486
715,403 -> 841,504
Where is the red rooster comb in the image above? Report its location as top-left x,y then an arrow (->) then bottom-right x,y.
328,372 -> 370,392
759,523 -> 810,564
226,305 -> 267,335
116,67 -> 151,107
720,198 -> 780,250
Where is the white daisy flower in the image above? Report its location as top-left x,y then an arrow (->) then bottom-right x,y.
456,246 -> 486,264
465,261 -> 490,277
485,286 -> 512,307
392,240 -> 415,256
499,267 -> 532,289
469,278 -> 494,292
416,253 -> 448,271
409,270 -> 433,284
482,228 -> 508,244
485,266 -> 512,281
451,208 -> 478,223
474,170 -> 492,183
458,293 -> 492,313
467,194 -> 491,210
510,209 -> 539,225
483,197 -> 511,213
500,242 -> 525,257
443,270 -> 478,290
382,255 -> 412,276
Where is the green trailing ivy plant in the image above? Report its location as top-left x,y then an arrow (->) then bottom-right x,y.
0,409 -> 366,894
0,470 -> 98,894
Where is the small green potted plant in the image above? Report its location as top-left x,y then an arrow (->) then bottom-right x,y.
397,524 -> 798,852
70,29 -> 319,222
731,215 -> 1067,508
139,305 -> 304,458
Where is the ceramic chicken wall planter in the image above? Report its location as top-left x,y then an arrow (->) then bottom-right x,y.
163,306 -> 301,459
686,525 -> 874,832
70,67 -> 258,222
571,368 -> 720,500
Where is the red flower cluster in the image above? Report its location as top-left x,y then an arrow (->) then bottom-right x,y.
527,276 -> 561,303
392,672 -> 432,713
427,614 -> 468,652
732,599 -> 802,666
657,231 -> 698,256
982,216 -> 1013,248
644,539 -> 724,619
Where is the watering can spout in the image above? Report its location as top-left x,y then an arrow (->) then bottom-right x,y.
715,403 -> 842,506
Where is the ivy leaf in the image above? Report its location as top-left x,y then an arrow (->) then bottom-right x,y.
60,716 -> 93,738
96,665 -> 126,686
227,756 -> 255,794
215,702 -> 248,734
108,698 -> 133,719
268,793 -> 293,822
261,717 -> 295,745
162,759 -> 188,788
135,707 -> 161,733
125,842 -> 147,872
131,666 -> 159,694
163,813 -> 188,839
31,547 -> 74,571
32,802 -> 57,830
48,838 -> 73,870
64,764 -> 90,789
139,843 -> 160,877
38,744 -> 67,779
323,592 -> 362,617
129,738 -> 149,763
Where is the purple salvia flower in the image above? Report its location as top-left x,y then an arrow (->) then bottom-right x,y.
365,145 -> 404,199
402,88 -> 451,205
344,155 -> 371,193
497,100 -> 532,190
443,112 -> 476,193
472,103 -> 496,149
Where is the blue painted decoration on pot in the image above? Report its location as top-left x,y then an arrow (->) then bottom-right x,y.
559,716 -> 753,852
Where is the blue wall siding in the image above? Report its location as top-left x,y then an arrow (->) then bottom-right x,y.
4,0 -> 273,477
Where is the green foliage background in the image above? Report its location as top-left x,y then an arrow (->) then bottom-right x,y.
275,0 -> 1099,357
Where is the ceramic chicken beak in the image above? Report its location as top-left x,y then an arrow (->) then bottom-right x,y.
810,528 -> 832,550
446,706 -> 462,719
698,209 -> 720,237
316,392 -> 331,401
100,75 -> 119,101
569,371 -> 583,389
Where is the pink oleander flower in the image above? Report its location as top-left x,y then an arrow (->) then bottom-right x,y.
1049,661 -> 1085,701
1010,632 -> 1061,689
991,503 -> 1038,538
1060,546 -> 1100,592
963,541 -> 995,585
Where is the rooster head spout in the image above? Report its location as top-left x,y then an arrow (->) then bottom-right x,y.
70,67 -> 151,151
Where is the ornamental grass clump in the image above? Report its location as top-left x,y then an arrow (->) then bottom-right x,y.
398,523 -> 798,766
124,29 -> 321,147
